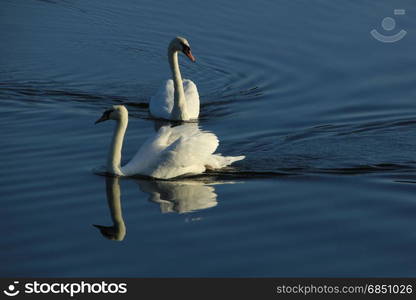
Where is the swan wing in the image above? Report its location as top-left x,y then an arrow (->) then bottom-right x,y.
146,125 -> 219,179
149,79 -> 200,120
121,126 -> 174,176
183,79 -> 200,119
149,80 -> 174,120
160,129 -> 245,175
121,124 -> 245,179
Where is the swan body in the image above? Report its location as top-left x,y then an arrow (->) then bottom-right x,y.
149,36 -> 200,121
95,105 -> 244,179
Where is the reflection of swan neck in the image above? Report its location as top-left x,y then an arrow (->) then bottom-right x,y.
93,177 -> 126,241
106,177 -> 126,236
107,114 -> 128,175
168,48 -> 187,120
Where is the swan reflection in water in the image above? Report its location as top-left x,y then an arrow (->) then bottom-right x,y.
136,179 -> 218,214
93,176 -> 126,241
94,175 -> 234,241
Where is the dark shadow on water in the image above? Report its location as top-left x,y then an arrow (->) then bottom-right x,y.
93,160 -> 416,183
313,163 -> 416,175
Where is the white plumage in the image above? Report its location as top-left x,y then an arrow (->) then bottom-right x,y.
150,79 -> 200,120
122,123 -> 241,178
149,36 -> 200,121
95,105 -> 245,179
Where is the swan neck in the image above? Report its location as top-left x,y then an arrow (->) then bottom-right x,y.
168,49 -> 188,120
107,115 -> 128,175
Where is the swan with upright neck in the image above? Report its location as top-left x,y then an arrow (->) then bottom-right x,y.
149,36 -> 200,121
95,105 -> 244,179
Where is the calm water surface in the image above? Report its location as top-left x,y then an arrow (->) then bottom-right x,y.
1,0 -> 416,276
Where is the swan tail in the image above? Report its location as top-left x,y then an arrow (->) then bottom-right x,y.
207,155 -> 245,169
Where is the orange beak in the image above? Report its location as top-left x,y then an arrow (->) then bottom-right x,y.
184,50 -> 196,62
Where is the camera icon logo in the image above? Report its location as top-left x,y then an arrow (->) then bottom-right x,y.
371,9 -> 407,43
3,281 -> 20,297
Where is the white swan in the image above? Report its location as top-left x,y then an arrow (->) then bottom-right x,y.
149,36 -> 200,121
95,105 -> 245,179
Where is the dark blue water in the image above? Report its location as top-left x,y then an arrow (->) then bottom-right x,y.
1,0 -> 416,276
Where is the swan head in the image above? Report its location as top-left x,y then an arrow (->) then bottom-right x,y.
95,105 -> 128,124
169,36 -> 195,62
